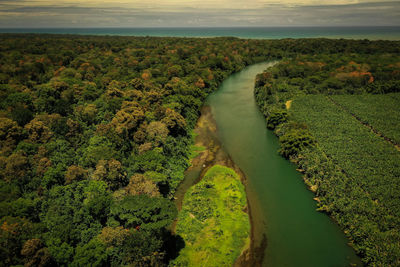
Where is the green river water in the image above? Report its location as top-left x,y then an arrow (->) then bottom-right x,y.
205,62 -> 361,267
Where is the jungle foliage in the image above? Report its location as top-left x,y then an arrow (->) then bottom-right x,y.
0,34 -> 286,266
0,34 -> 399,266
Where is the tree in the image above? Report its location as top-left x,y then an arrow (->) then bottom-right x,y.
0,216 -> 34,266
111,101 -> 145,137
161,108 -> 187,136
21,239 -> 54,267
107,195 -> 176,231
24,119 -> 53,144
45,238 -> 74,266
124,174 -> 160,198
118,230 -> 165,266
11,104 -> 34,127
45,139 -> 75,167
167,65 -> 183,78
98,226 -> 130,248
41,164 -> 66,189
0,117 -> 23,156
35,157 -> 52,177
134,147 -> 166,173
146,121 -> 169,146
41,180 -> 112,250
4,150 -> 29,184
92,159 -> 127,190
80,135 -> 117,168
72,238 -> 107,267
64,165 -> 88,185
266,109 -> 288,130
194,77 -> 205,88
74,104 -> 98,125
278,125 -> 315,159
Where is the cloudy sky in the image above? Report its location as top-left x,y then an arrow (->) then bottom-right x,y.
0,0 -> 399,27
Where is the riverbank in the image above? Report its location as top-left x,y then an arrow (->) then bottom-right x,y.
205,61 -> 361,266
253,58 -> 399,265
173,106 -> 265,266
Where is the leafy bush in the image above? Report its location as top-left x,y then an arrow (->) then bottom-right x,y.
279,127 -> 315,158
266,108 -> 288,129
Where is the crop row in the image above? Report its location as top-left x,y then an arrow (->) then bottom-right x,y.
290,95 -> 400,265
291,95 -> 400,216
330,93 -> 400,145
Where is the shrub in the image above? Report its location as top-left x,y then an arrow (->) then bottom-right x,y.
279,128 -> 315,158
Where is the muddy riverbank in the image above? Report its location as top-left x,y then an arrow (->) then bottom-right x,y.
173,106 -> 266,266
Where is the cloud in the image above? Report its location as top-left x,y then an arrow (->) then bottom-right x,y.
0,0 -> 399,27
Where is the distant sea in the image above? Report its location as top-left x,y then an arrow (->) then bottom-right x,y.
1,26 -> 399,40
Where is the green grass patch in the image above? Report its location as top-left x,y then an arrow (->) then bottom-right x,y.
188,130 -> 206,160
189,144 -> 206,160
172,165 -> 250,267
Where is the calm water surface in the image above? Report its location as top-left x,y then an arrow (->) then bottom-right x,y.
1,26 -> 399,40
206,62 -> 362,267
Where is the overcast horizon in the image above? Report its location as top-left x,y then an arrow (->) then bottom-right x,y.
2,26 -> 399,29
0,0 -> 399,28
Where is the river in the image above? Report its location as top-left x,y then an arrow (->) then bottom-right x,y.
200,62 -> 361,266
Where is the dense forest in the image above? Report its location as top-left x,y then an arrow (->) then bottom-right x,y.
0,34 -> 399,266
254,53 -> 400,266
0,34 -> 274,266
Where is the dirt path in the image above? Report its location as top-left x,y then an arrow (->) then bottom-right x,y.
285,100 -> 293,110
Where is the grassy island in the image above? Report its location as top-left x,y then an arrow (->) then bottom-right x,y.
172,165 -> 250,266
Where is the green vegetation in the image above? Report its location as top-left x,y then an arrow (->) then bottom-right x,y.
0,33 -> 399,265
172,165 -> 249,266
331,93 -> 400,145
254,53 -> 400,266
0,34 -> 276,266
188,131 -> 206,160
291,95 -> 400,262
189,144 -> 206,160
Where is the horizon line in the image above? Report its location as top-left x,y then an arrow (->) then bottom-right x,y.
1,25 -> 400,29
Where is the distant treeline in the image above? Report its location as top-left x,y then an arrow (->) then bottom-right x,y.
0,34 -> 399,266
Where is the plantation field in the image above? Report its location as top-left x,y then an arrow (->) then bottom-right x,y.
172,165 -> 250,266
288,95 -> 400,264
291,95 -> 400,215
331,93 -> 400,145
254,54 -> 400,265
